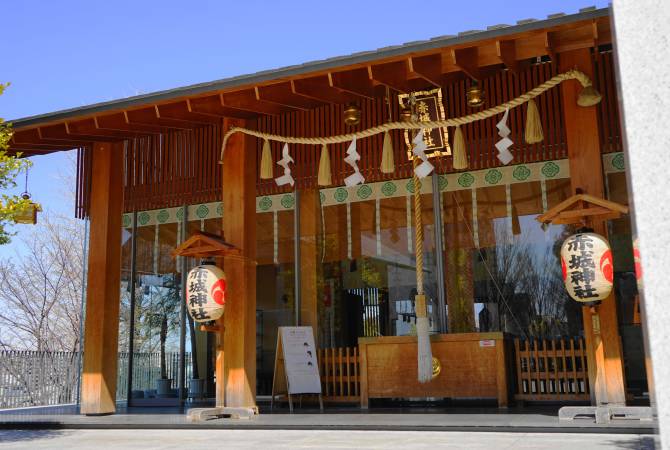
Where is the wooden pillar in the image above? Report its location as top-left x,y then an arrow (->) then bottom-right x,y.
81,142 -> 124,415
218,118 -> 257,408
299,190 -> 319,331
560,48 -> 626,405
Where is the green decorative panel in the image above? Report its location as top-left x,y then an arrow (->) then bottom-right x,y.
381,181 -> 397,197
541,161 -> 560,178
196,204 -> 209,219
258,196 -> 272,211
512,165 -> 531,181
334,187 -> 348,202
157,209 -> 169,223
357,184 -> 372,199
280,194 -> 295,209
458,173 -> 475,187
484,169 -> 503,185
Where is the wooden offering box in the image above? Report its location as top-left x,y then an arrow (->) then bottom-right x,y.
358,332 -> 510,408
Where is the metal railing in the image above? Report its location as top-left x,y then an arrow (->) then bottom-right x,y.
0,350 -> 191,409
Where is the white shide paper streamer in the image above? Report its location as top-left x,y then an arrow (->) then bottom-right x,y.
344,137 -> 365,187
495,109 -> 514,165
412,130 -> 435,179
275,143 -> 295,187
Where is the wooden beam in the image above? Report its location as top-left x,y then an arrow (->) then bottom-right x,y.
125,106 -> 195,130
156,101 -> 222,125
559,48 -> 626,407
220,118 -> 257,409
368,61 -> 411,93
94,113 -> 163,134
66,118 -> 144,140
495,40 -> 519,74
81,141 -> 124,415
328,69 -> 376,100
291,77 -> 356,104
408,54 -> 444,88
221,90 -> 284,116
11,129 -> 87,149
255,82 -> 323,110
39,124 -> 117,143
186,97 -> 256,120
299,190 -> 319,332
452,47 -> 481,81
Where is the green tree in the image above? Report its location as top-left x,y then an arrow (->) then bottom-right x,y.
0,83 -> 34,244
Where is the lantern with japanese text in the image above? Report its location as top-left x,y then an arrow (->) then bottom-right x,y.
186,264 -> 227,322
560,232 -> 613,303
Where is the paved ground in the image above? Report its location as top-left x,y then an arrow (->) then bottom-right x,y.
0,429 -> 658,449
0,405 -> 657,433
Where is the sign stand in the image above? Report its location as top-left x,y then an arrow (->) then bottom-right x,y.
271,326 -> 323,413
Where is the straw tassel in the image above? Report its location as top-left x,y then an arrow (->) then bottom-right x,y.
524,99 -> 544,144
317,143 -> 332,186
452,126 -> 468,170
380,131 -> 395,174
260,139 -> 274,179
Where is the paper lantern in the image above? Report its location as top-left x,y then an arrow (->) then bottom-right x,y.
560,232 -> 613,303
186,264 -> 227,322
633,237 -> 643,287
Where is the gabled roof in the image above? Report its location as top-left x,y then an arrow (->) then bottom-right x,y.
8,6 -> 611,154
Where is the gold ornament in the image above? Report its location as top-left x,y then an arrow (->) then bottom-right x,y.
343,103 -> 361,126
467,81 -> 485,108
431,357 -> 441,379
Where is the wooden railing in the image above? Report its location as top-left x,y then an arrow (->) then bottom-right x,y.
317,347 -> 360,403
513,338 -> 590,402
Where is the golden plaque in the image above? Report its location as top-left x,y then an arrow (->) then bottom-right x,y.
398,88 -> 451,160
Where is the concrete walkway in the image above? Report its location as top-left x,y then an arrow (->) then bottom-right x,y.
0,429 -> 657,449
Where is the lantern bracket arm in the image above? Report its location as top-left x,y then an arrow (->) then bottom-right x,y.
536,193 -> 628,226
171,230 -> 241,259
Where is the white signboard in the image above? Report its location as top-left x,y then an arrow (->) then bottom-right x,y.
279,326 -> 322,394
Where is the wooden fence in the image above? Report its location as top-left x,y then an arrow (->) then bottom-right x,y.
513,338 -> 590,401
0,351 -> 191,410
318,347 -> 360,403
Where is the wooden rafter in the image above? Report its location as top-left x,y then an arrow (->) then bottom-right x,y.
328,68 -> 376,99
291,77 -> 356,104
368,61 -> 411,93
408,54 -> 444,88
496,40 -> 519,73
187,96 -> 256,120
255,82 -> 324,110
157,101 -> 222,125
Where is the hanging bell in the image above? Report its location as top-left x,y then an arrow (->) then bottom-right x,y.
14,193 -> 41,225
467,81 -> 485,108
343,103 -> 361,126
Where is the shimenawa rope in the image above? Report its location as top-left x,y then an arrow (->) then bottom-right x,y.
218,69 -> 593,162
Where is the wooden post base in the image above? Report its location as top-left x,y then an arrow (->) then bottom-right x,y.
186,406 -> 259,421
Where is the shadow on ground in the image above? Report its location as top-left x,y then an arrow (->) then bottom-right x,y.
0,429 -> 71,443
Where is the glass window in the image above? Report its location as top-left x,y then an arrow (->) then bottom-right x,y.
318,191 -> 438,348
256,210 -> 294,395
606,171 -> 647,398
441,179 -> 580,338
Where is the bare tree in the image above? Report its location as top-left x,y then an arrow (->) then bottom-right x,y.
0,211 -> 85,407
0,212 -> 84,352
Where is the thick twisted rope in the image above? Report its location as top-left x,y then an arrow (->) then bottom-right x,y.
219,69 -> 592,162
413,160 -> 424,296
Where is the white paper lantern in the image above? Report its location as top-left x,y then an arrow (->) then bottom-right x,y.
560,232 -> 613,303
186,264 -> 227,322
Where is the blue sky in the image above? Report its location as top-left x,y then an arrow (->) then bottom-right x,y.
0,0 -> 609,256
